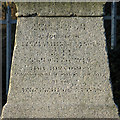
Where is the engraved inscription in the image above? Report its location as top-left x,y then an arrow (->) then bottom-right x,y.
13,18 -> 108,98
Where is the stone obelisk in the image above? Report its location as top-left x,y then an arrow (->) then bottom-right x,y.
1,2 -> 119,118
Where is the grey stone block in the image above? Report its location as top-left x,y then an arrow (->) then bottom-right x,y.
1,17 -> 119,118
15,2 -> 105,17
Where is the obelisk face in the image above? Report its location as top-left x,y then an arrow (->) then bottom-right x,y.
1,2 -> 119,118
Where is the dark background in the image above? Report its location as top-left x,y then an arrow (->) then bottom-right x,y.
1,2 -> 17,107
104,2 -> 120,114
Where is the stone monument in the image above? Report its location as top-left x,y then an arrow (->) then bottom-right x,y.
1,2 -> 119,118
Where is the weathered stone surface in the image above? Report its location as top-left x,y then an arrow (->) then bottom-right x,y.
15,2 -> 105,16
1,17 -> 119,118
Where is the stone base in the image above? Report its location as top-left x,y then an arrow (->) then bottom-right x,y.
1,17 -> 119,118
2,102 -> 118,118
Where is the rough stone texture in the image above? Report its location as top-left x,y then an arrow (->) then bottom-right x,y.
1,16 -> 119,118
15,2 -> 105,17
